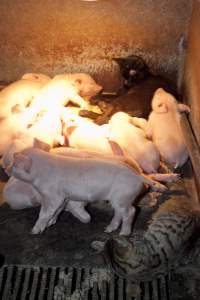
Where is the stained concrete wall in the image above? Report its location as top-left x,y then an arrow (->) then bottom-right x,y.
182,0 -> 200,144
0,0 -> 192,90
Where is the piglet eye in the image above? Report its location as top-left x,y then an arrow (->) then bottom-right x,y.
76,79 -> 82,84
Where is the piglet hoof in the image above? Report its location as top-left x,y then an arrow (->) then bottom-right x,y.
153,182 -> 167,192
79,214 -> 91,224
81,103 -> 89,110
104,224 -> 118,233
104,226 -> 114,234
119,229 -> 131,236
168,173 -> 181,182
31,223 -> 46,235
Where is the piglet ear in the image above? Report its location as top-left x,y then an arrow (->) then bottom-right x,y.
109,140 -> 124,156
33,138 -> 51,152
13,153 -> 32,173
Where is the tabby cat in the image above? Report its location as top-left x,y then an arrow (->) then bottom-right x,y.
103,196 -> 197,282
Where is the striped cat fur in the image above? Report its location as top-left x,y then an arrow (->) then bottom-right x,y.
103,195 -> 198,282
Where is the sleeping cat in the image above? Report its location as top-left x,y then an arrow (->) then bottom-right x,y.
101,195 -> 197,282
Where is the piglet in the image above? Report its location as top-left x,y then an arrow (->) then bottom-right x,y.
9,147 -> 166,236
0,109 -> 36,155
25,73 -> 103,123
146,88 -> 189,168
21,73 -> 51,84
109,112 -> 160,173
0,73 -> 50,120
3,176 -> 90,223
108,112 -> 181,183
1,105 -> 63,159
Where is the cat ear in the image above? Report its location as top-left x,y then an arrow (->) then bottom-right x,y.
112,57 -> 124,66
112,237 -> 132,257
33,138 -> 50,152
13,153 -> 32,173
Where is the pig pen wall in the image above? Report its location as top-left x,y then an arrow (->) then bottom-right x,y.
182,0 -> 200,146
0,0 -> 192,91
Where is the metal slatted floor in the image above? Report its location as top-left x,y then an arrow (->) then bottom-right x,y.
0,265 -> 170,300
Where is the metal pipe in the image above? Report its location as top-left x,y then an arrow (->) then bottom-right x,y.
180,112 -> 200,209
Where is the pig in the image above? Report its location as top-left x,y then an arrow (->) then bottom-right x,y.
146,88 -> 190,168
108,112 -> 181,183
108,112 -> 161,173
0,102 -> 63,156
131,116 -> 148,130
62,112 -> 179,181
0,110 -> 36,155
2,131 -> 53,171
65,121 -> 114,155
3,177 -> 41,209
27,106 -> 63,147
2,137 -> 33,171
61,108 -> 127,158
25,73 -> 103,124
21,73 -> 51,84
3,177 -> 91,223
9,147 -> 167,236
0,74 -> 50,120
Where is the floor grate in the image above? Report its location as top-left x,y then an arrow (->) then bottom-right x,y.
0,265 -> 170,300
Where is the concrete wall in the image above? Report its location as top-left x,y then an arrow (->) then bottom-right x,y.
182,0 -> 200,144
0,0 -> 192,90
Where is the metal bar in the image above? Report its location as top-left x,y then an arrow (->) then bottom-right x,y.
109,274 -> 115,300
92,281 -> 99,300
101,280 -> 108,300
46,267 -> 57,300
117,277 -> 124,300
38,268 -> 48,300
11,267 -> 23,300
75,268 -> 82,290
21,268 -> 31,300
65,267 -> 74,296
0,267 -> 5,296
152,280 -> 159,300
160,276 -> 168,300
180,113 -> 200,208
135,283 -> 143,300
144,282 -> 150,300
2,266 -> 13,300
82,267 -> 90,300
29,268 -> 40,300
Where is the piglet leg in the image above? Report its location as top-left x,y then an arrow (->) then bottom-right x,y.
69,92 -> 89,109
65,201 -> 91,223
120,206 -> 136,236
104,210 -> 122,233
131,117 -> 147,130
159,161 -> 173,173
148,173 -> 180,183
31,196 -> 65,234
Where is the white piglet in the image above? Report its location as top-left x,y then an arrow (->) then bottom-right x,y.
0,73 -> 50,120
9,148 -> 166,236
3,177 -> 91,223
146,88 -> 189,168
108,112 -> 180,183
109,112 -> 160,173
25,73 -> 103,122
